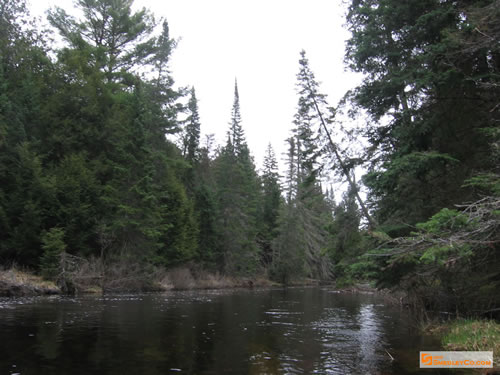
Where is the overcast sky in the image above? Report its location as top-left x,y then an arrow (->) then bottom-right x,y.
29,0 -> 362,173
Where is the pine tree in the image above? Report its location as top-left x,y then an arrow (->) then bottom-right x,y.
48,0 -> 157,83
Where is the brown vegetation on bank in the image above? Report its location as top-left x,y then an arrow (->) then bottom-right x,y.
0,268 -> 59,296
0,262 -> 282,296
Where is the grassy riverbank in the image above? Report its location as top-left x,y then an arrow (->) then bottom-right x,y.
427,319 -> 500,367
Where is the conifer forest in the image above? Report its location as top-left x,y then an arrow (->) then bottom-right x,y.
1,0 -> 499,318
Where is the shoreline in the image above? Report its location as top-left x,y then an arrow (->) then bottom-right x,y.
0,269 -> 60,297
0,267 -> 284,296
0,268 -> 383,297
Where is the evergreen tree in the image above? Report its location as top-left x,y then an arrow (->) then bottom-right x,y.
330,185 -> 362,265
0,0 -> 55,266
145,20 -> 182,138
294,51 -> 322,184
229,79 -> 248,158
284,137 -> 298,203
183,87 -> 201,164
272,53 -> 337,281
345,0 -> 498,230
191,133 -> 220,267
48,0 -> 157,83
213,83 -> 261,275
296,50 -> 375,228
40,227 -> 66,280
41,0 -> 195,266
258,144 -> 282,266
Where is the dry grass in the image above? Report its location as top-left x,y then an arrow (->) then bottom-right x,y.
0,267 -> 59,295
63,255 -> 104,293
158,267 -> 277,291
0,263 -> 278,295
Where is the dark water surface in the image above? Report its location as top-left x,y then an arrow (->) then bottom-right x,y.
0,287 -> 471,374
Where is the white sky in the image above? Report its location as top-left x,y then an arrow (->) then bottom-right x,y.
28,0 -> 362,174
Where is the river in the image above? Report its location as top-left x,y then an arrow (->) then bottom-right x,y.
0,287 -> 472,374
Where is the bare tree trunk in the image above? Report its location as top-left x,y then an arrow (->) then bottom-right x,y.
308,89 -> 377,229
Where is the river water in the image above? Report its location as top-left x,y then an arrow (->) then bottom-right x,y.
0,287 -> 472,374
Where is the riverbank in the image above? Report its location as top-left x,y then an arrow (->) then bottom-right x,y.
0,268 -> 59,296
0,265 -> 283,296
425,319 -> 500,367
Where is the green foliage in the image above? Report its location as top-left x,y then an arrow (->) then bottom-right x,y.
48,0 -> 157,81
411,208 -> 475,265
0,0 -> 200,273
347,259 -> 379,280
373,198 -> 500,315
333,255 -> 379,286
271,51 -> 334,282
40,227 -> 66,280
442,320 -> 500,361
212,81 -> 262,276
347,0 -> 499,227
193,183 -> 219,266
258,144 -> 282,266
463,173 -> 500,196
271,206 -> 307,284
183,87 -> 201,165
346,0 -> 500,314
415,208 -> 469,234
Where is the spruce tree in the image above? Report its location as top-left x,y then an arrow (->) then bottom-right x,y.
229,79 -> 248,158
213,82 -> 261,275
258,144 -> 282,266
184,87 -> 201,164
